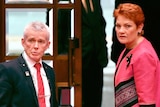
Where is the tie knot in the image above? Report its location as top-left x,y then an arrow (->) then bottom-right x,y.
34,63 -> 41,70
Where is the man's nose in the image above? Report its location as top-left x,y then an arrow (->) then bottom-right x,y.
34,41 -> 39,48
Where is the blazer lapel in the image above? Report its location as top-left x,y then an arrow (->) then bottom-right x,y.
17,55 -> 39,106
42,62 -> 55,107
42,63 -> 54,91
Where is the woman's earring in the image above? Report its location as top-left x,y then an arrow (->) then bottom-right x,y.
138,30 -> 144,35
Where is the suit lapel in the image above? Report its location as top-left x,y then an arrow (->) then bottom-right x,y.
17,55 -> 39,106
42,62 -> 55,107
42,62 -> 54,92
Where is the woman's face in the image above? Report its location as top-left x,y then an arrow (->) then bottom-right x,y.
115,15 -> 143,49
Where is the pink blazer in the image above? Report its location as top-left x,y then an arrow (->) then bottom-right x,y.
114,38 -> 159,106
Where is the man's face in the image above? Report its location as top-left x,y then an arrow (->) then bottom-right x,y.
21,30 -> 50,62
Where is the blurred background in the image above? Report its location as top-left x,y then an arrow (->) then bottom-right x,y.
101,0 -> 115,107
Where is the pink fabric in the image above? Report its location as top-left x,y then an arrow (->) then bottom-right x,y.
115,38 -> 159,106
156,61 -> 160,107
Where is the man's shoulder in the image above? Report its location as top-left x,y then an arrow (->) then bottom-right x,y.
0,56 -> 23,68
42,62 -> 54,70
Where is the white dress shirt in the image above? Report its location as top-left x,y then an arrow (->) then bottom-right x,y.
22,52 -> 51,107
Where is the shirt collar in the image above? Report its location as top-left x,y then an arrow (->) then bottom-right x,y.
22,51 -> 42,68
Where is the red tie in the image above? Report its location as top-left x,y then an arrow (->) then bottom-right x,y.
34,63 -> 46,107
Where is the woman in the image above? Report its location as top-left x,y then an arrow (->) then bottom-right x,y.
113,3 -> 159,107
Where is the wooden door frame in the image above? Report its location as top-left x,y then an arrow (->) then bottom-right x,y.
0,0 -> 5,62
73,1 -> 82,106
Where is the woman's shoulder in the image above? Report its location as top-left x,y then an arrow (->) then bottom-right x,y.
131,38 -> 159,62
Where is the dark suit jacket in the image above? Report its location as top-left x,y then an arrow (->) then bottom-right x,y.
81,0 -> 108,68
0,55 -> 58,107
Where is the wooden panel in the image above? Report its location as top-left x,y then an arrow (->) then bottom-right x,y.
54,55 -> 69,82
0,0 -> 5,62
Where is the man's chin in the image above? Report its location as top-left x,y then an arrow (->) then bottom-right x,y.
31,56 -> 40,62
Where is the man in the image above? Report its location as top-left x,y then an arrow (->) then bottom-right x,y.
81,0 -> 108,107
0,21 -> 58,107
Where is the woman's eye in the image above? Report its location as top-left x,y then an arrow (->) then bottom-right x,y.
125,25 -> 131,28
115,24 -> 120,29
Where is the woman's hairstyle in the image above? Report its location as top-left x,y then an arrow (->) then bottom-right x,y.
113,3 -> 145,26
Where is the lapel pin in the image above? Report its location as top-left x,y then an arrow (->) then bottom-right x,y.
126,54 -> 133,68
25,71 -> 30,76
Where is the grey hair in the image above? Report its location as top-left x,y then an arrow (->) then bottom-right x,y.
23,21 -> 50,40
